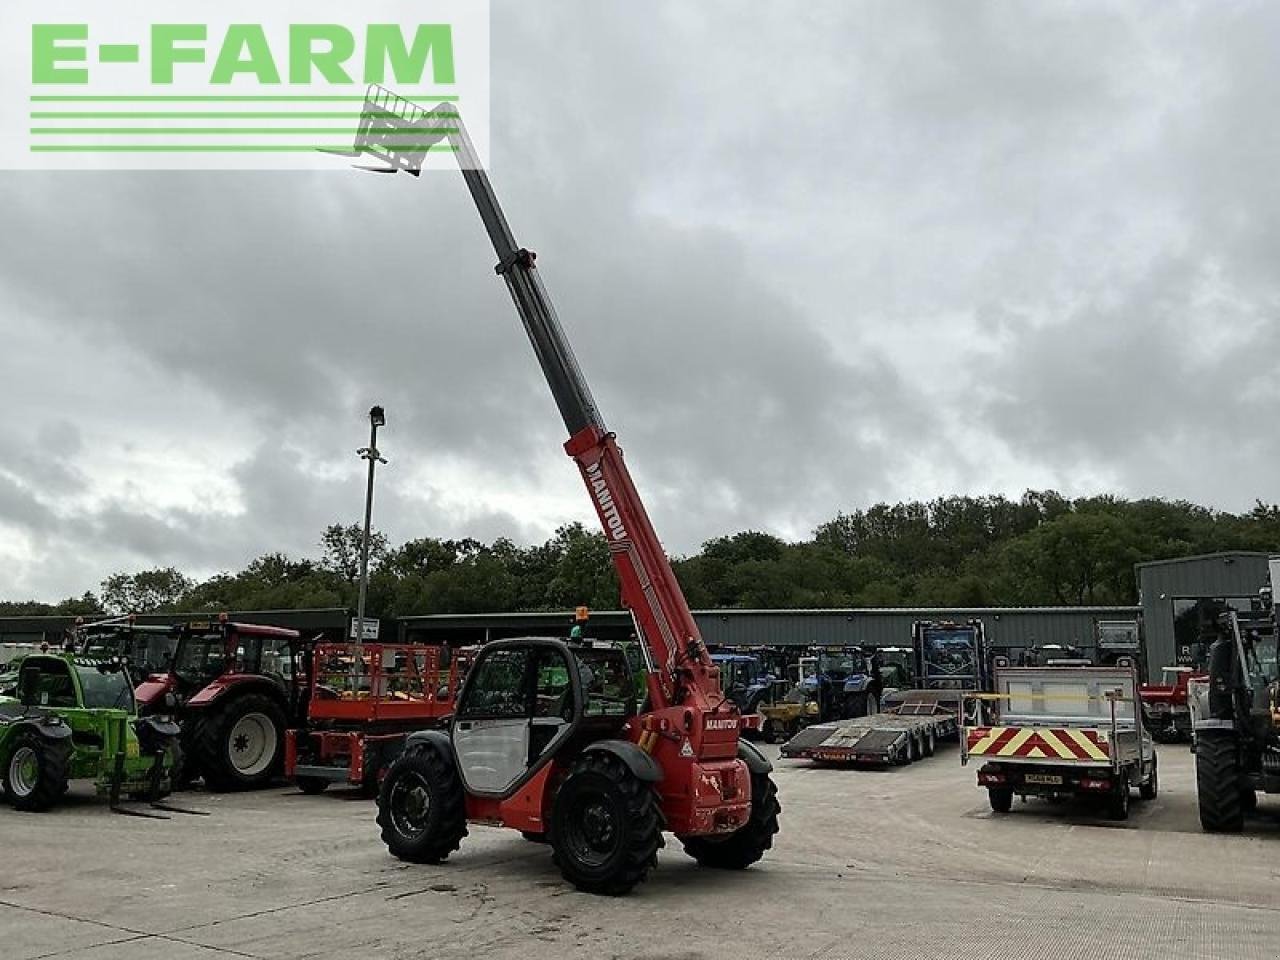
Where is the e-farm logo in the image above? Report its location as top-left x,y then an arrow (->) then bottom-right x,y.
0,1 -> 489,170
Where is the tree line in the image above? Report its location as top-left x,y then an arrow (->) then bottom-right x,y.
4,492 -> 1278,619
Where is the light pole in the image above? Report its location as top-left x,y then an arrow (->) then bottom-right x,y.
354,405 -> 387,669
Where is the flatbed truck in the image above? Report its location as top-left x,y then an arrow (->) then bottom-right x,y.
962,658 -> 1157,820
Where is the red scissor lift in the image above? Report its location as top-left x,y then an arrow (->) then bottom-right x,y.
285,643 -> 459,794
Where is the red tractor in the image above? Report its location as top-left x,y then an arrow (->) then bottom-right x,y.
336,88 -> 781,896
285,642 -> 460,794
135,618 -> 311,791
1139,666 -> 1203,743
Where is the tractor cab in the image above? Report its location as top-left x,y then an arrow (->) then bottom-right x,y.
71,621 -> 178,685
448,637 -> 636,797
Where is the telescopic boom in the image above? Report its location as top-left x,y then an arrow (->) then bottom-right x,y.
342,86 -> 726,715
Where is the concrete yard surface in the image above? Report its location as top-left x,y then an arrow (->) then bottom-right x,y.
3,744 -> 1278,960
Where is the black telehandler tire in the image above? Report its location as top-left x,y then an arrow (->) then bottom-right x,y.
682,769 -> 781,870
377,745 -> 468,863
550,752 -> 664,895
1195,730 -> 1244,833
3,733 -> 70,812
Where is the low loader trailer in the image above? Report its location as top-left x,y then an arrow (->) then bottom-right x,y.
962,658 -> 1157,821
781,702 -> 957,765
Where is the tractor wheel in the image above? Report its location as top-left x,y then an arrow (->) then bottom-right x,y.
376,745 -> 468,864
521,831 -> 549,843
1195,730 -> 1244,833
682,770 -> 781,871
1106,772 -> 1130,821
550,752 -> 664,895
1139,757 -> 1159,801
296,776 -> 329,795
197,694 -> 286,792
3,733 -> 70,812
988,787 -> 1013,814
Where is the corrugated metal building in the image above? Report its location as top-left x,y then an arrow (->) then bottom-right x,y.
1136,551 -> 1274,680
0,608 -> 358,648
400,605 -> 1138,662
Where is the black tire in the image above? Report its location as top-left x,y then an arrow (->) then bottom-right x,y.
196,694 -> 287,792
3,733 -> 70,812
988,787 -> 1013,814
521,831 -> 549,843
296,776 -> 329,795
376,745 -> 468,864
1139,758 -> 1158,801
549,752 -> 663,895
1107,772 -> 1130,821
682,770 -> 780,871
1195,731 -> 1244,833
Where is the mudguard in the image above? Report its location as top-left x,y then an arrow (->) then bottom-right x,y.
583,739 -> 663,782
134,716 -> 181,753
404,728 -> 454,760
1,715 -> 73,750
737,738 -> 773,775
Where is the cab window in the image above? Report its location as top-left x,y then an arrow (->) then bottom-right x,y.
532,650 -> 572,718
458,648 -> 530,718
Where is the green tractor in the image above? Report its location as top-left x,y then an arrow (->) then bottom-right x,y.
0,651 -> 195,816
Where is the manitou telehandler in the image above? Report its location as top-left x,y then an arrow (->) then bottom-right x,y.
332,87 -> 780,896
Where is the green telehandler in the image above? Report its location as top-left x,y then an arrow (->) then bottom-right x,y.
0,650 -> 202,817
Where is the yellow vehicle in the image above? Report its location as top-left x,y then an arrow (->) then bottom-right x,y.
759,657 -> 818,743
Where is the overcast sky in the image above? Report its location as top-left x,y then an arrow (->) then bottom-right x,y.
2,1 -> 1278,601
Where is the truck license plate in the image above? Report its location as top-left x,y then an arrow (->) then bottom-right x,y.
1024,773 -> 1063,785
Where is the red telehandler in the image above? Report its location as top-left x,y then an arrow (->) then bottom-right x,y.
333,87 -> 780,895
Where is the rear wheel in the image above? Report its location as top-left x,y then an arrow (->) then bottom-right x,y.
682,769 -> 781,871
1195,730 -> 1244,833
550,753 -> 663,896
197,694 -> 287,792
3,734 -> 70,812
988,787 -> 1013,814
1139,757 -> 1159,801
376,746 -> 467,863
1107,772 -> 1130,821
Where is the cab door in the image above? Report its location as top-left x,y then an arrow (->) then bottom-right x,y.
453,644 -> 578,798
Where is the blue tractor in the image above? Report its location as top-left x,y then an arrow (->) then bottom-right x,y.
802,647 -> 881,722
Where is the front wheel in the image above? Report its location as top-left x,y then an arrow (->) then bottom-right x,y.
3,733 -> 70,812
550,753 -> 664,896
376,746 -> 468,863
1195,730 -> 1244,833
682,769 -> 781,871
296,776 -> 329,795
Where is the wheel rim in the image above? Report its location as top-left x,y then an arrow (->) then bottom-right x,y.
228,712 -> 277,776
8,747 -> 37,797
388,771 -> 432,839
564,794 -> 622,868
